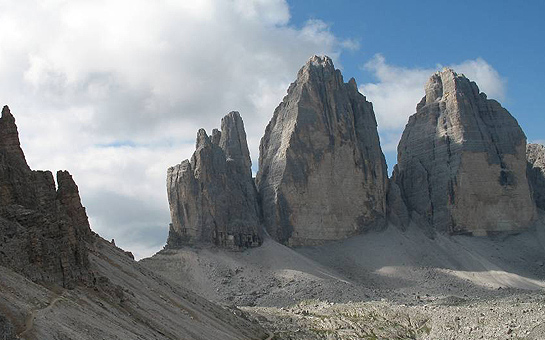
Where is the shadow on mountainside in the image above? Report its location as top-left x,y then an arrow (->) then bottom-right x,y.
144,211 -> 545,308
297,211 -> 545,298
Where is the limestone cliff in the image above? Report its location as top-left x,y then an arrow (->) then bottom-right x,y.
167,111 -> 262,249
393,70 -> 536,235
527,143 -> 545,210
256,55 -> 388,246
0,105 -> 92,288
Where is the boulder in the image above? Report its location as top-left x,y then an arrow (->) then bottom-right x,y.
527,143 -> 545,210
393,70 -> 536,235
166,111 -> 262,249
256,55 -> 388,246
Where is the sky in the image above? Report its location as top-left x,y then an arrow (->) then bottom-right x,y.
0,0 -> 543,259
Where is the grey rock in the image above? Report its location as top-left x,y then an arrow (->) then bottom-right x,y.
386,170 -> 410,230
393,69 -> 536,235
0,313 -> 16,340
256,55 -> 388,246
527,143 -> 545,210
167,111 -> 262,249
0,105 -> 92,288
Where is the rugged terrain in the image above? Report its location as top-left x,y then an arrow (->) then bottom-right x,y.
3,55 -> 545,339
144,213 -> 545,339
0,106 -> 267,340
1,235 -> 267,340
150,57 -> 545,339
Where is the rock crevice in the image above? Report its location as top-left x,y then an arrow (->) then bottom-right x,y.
527,143 -> 545,210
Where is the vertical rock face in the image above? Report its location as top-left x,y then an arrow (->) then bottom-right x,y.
0,105 -> 92,288
393,70 -> 536,235
386,173 -> 410,230
256,55 -> 388,246
167,111 -> 262,249
527,143 -> 545,210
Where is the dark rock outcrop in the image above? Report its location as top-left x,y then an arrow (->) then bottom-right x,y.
166,111 -> 262,249
527,143 -> 545,210
0,105 -> 92,288
393,70 -> 536,235
256,55 -> 388,246
0,313 -> 16,340
386,174 -> 410,230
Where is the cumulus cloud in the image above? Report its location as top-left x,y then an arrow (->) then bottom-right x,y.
0,0 -> 355,259
361,54 -> 506,153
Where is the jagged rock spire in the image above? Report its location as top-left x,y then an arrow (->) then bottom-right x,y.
0,105 -> 29,172
256,55 -> 388,246
0,105 -> 92,288
166,111 -> 261,249
219,111 -> 252,177
393,69 -> 536,235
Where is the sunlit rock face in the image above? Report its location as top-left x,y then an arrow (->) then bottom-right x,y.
393,70 -> 536,235
256,55 -> 388,246
166,111 -> 262,250
0,105 -> 92,288
527,143 -> 545,210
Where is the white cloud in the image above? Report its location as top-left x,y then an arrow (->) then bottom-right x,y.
361,54 -> 507,154
0,0 -> 355,259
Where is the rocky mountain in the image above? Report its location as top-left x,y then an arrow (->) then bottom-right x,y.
0,105 -> 91,289
256,55 -> 388,246
393,69 -> 536,235
166,111 -> 262,249
527,143 -> 545,210
0,106 -> 266,340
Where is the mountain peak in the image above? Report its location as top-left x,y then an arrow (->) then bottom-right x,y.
307,55 -> 334,68
296,55 -> 340,85
395,70 -> 534,235
0,104 -> 29,171
1,105 -> 14,121
425,68 -> 481,104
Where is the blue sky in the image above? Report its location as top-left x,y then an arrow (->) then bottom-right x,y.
0,0 -> 543,258
288,0 -> 545,168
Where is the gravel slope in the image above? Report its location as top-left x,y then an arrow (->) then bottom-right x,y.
143,213 -> 545,339
0,236 -> 267,340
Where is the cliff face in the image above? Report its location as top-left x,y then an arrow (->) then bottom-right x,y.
167,111 -> 262,249
393,70 -> 536,235
256,56 -> 388,246
527,143 -> 545,210
0,105 -> 92,288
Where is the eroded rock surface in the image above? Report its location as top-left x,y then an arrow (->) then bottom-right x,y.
527,143 -> 545,210
393,70 -> 535,235
0,313 -> 16,340
386,173 -> 410,230
256,55 -> 388,246
0,106 -> 92,288
167,111 -> 262,249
